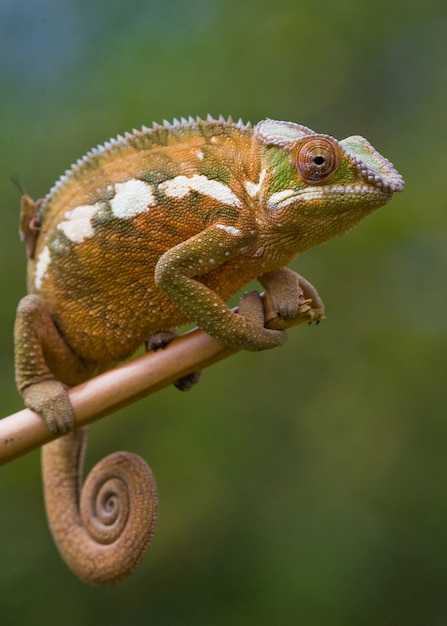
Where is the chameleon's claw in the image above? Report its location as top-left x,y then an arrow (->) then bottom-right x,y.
146,330 -> 178,351
296,275 -> 325,314
22,380 -> 75,434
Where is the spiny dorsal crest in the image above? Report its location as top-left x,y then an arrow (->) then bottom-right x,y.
44,115 -> 253,206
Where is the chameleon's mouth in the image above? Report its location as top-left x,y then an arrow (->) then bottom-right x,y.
268,183 -> 395,211
298,182 -> 397,203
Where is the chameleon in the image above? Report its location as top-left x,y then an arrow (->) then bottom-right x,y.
14,115 -> 404,585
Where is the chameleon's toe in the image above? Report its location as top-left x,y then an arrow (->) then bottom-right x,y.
238,291 -> 265,324
238,291 -> 287,350
296,275 -> 325,315
174,371 -> 202,391
146,330 -> 178,351
260,268 -> 301,320
23,380 -> 75,434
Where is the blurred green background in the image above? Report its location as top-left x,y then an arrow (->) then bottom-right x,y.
1,0 -> 446,624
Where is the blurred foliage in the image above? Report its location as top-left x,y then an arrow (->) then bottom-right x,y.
0,0 -> 446,624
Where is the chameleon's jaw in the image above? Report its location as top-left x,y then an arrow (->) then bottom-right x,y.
267,182 -> 396,212
298,182 -> 396,203
264,181 -> 399,250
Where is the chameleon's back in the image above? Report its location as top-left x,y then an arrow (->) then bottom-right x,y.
28,118 -> 261,364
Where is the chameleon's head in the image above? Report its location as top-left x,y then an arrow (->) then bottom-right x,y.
255,119 -> 404,251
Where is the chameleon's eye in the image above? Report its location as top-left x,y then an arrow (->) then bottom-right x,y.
296,137 -> 339,183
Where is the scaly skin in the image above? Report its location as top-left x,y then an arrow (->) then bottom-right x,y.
14,116 -> 404,584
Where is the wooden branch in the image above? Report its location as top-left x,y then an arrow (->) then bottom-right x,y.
0,289 -> 324,466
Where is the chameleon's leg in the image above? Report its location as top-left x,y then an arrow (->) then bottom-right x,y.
155,224 -> 287,351
14,294 -> 93,433
259,268 -> 325,320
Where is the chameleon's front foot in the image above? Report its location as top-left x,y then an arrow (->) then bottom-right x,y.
233,268 -> 328,350
260,268 -> 325,324
22,380 -> 75,434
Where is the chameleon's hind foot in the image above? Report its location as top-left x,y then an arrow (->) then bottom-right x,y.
174,371 -> 202,391
23,380 -> 75,434
146,330 -> 178,351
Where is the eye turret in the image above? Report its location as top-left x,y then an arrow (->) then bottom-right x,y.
296,137 -> 339,183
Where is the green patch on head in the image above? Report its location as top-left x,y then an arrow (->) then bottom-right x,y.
340,136 -> 404,192
266,148 -> 296,193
